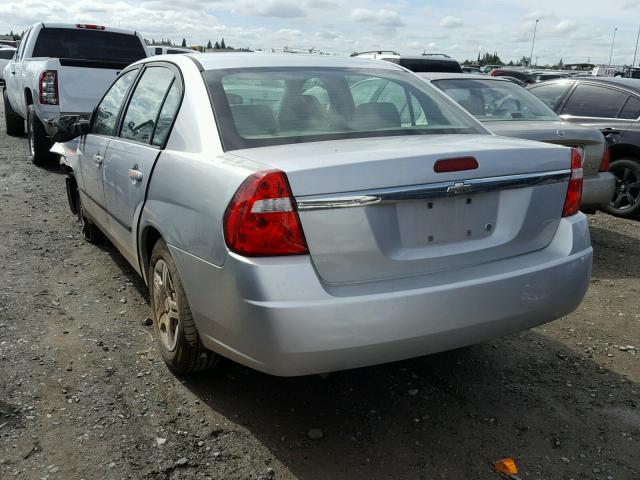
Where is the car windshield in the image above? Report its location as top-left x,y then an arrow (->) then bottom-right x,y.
203,67 -> 483,151
32,28 -> 146,64
432,78 -> 559,122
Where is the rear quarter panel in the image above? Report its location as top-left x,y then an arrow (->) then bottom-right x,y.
138,59 -> 264,277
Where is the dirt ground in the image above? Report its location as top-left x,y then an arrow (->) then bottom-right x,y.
0,102 -> 639,480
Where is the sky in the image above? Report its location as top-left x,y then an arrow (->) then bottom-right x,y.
1,0 -> 640,66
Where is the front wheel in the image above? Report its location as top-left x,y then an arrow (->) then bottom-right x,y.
26,105 -> 56,166
149,239 -> 219,374
604,158 -> 640,219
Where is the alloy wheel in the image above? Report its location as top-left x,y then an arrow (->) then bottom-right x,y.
152,259 -> 180,352
609,164 -> 640,212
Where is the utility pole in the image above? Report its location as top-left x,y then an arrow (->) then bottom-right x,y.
529,18 -> 541,67
609,27 -> 618,65
633,26 -> 640,68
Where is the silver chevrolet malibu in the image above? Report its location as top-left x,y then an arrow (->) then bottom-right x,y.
59,54 -> 593,376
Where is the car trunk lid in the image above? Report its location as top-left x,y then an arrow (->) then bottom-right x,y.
231,135 -> 571,284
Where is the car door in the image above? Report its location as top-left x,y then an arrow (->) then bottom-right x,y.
102,64 -> 182,267
558,83 -> 629,127
76,68 -> 139,227
6,27 -> 30,115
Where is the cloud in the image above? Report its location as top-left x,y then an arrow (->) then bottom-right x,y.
349,8 -> 403,27
439,16 -> 462,28
243,0 -> 306,18
552,20 -> 577,33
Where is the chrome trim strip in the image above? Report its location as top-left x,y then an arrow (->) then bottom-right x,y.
296,169 -> 571,211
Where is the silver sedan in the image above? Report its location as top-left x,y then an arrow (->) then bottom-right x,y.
60,54 -> 592,376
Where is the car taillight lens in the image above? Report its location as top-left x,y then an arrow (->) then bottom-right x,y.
223,170 -> 308,256
562,147 -> 583,217
39,70 -> 58,105
76,24 -> 105,30
599,144 -> 610,172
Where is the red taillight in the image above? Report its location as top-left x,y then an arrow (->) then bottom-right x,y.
38,70 -> 58,105
434,156 -> 479,173
223,170 -> 308,256
488,70 -> 499,76
599,144 -> 611,172
76,24 -> 105,30
562,147 -> 583,217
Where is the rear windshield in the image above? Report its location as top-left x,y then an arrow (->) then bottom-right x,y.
32,28 -> 146,63
203,67 -> 483,151
399,58 -> 462,73
432,78 -> 559,122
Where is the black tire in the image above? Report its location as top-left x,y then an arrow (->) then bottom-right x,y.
26,104 -> 56,166
604,158 -> 640,219
3,90 -> 25,136
77,194 -> 104,244
149,239 -> 218,374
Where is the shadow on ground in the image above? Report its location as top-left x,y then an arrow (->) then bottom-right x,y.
183,333 -> 639,479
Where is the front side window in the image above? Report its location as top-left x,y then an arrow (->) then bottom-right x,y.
433,78 -> 559,122
204,67 -> 483,151
120,67 -> 176,144
562,84 -> 628,118
92,69 -> 138,136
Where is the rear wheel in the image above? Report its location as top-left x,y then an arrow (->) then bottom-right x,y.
3,90 -> 25,136
26,105 -> 56,166
149,239 -> 219,374
77,193 -> 104,244
604,158 -> 640,219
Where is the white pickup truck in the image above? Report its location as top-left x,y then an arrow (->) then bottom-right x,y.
2,23 -> 147,165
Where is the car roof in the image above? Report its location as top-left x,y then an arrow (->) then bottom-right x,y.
415,72 -> 509,82
177,53 -> 405,71
535,76 -> 640,93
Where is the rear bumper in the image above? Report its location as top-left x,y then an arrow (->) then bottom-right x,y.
582,171 -> 615,209
170,214 -> 592,377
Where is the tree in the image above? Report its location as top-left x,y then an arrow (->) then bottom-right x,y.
207,40 -> 213,49
557,58 -> 564,69
214,41 -> 220,49
181,38 -> 187,48
220,38 -> 226,49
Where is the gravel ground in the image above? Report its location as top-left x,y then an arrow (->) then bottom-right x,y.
0,102 -> 639,480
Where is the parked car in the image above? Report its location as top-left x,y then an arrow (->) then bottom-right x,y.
56,53 -> 591,376
528,78 -> 640,218
0,47 -> 16,86
2,22 -> 147,165
417,73 -> 615,212
147,45 -> 193,56
462,66 -> 483,74
351,50 -> 463,73
500,76 -> 527,87
533,72 -> 570,82
481,64 -> 502,74
489,69 -> 535,84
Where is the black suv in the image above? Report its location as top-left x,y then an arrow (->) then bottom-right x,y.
529,78 -> 640,219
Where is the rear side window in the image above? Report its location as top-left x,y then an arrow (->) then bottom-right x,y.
32,28 -> 146,64
120,67 -> 176,145
0,49 -> 14,60
167,49 -> 187,54
529,83 -> 572,110
619,96 -> 640,120
92,69 -> 138,136
151,82 -> 181,146
562,84 -> 627,118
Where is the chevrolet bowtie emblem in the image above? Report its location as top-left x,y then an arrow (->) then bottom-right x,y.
447,181 -> 473,195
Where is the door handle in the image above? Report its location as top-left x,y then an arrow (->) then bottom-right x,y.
128,169 -> 143,182
93,153 -> 103,165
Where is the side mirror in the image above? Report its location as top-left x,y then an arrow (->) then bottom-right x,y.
50,118 -> 90,143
